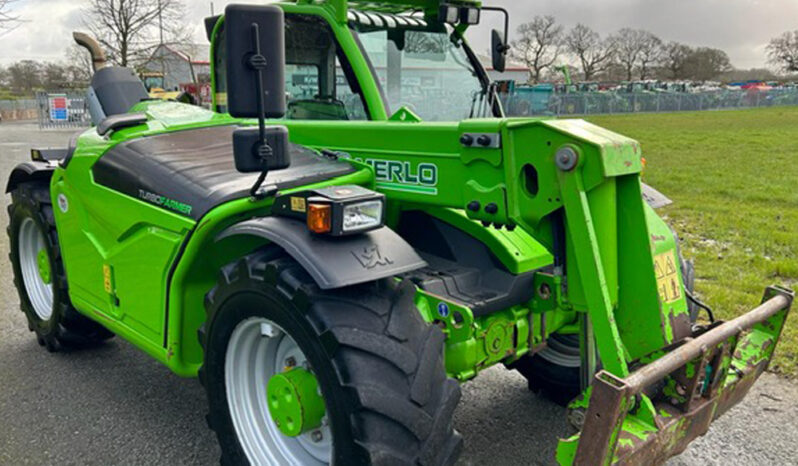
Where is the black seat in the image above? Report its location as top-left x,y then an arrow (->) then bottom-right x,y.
92,125 -> 356,220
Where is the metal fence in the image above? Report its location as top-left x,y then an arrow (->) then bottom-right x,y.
0,99 -> 38,122
35,91 -> 91,129
502,88 -> 798,117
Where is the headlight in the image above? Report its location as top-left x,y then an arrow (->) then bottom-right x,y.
343,200 -> 383,233
272,185 -> 386,236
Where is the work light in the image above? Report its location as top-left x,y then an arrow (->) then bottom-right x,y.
342,200 -> 383,233
460,7 -> 480,25
439,5 -> 460,24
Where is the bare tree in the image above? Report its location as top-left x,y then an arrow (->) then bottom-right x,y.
42,63 -> 69,89
0,0 -> 19,35
610,28 -> 647,81
683,47 -> 732,81
6,60 -> 41,93
637,31 -> 663,79
564,24 -> 615,81
511,16 -> 563,84
82,0 -> 189,67
661,42 -> 693,79
65,44 -> 94,83
405,30 -> 451,55
767,31 -> 798,72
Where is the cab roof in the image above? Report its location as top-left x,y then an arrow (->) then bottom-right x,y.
288,0 -> 481,16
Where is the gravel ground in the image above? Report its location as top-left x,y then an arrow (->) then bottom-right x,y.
1,122 -> 796,465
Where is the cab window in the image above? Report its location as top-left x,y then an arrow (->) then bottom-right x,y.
214,14 -> 368,120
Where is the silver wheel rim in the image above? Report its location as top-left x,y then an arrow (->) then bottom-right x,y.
538,334 -> 581,368
18,218 -> 54,321
225,317 -> 332,465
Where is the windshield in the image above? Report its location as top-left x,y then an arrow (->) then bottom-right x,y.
354,25 -> 485,121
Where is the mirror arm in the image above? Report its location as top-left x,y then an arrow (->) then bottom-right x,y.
247,22 -> 273,199
482,6 -> 511,54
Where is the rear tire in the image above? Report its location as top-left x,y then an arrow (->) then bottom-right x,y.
200,248 -> 463,465
511,334 -> 582,406
7,182 -> 114,351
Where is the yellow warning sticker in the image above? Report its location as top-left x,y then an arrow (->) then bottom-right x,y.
290,197 -> 307,212
654,250 -> 682,304
103,264 -> 113,294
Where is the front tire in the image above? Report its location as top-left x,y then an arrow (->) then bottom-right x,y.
7,181 -> 113,351
200,249 -> 463,465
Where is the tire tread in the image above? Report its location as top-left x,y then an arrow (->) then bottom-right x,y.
7,181 -> 113,349
200,248 -> 462,465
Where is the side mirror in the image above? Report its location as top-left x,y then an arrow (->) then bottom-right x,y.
233,126 -> 289,173
225,4 -> 286,118
224,4 -> 290,185
483,7 -> 510,74
492,29 -> 508,73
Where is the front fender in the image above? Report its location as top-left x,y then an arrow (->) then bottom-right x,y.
216,217 -> 427,289
6,161 -> 55,193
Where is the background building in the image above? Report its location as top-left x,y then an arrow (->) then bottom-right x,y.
140,44 -> 211,90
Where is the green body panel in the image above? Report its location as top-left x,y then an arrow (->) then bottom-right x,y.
50,98 -> 375,373
167,168 -> 373,376
50,127 -> 195,356
424,207 -> 552,274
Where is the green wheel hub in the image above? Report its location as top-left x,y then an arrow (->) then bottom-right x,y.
36,249 -> 51,285
267,367 -> 326,437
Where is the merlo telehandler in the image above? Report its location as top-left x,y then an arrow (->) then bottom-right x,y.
6,1 -> 793,464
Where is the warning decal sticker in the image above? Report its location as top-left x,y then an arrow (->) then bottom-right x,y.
654,250 -> 682,304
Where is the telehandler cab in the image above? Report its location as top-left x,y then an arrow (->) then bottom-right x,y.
6,1 -> 793,465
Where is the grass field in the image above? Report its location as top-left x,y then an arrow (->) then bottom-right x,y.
587,107 -> 798,377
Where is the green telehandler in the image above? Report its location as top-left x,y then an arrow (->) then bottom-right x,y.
5,1 -> 793,464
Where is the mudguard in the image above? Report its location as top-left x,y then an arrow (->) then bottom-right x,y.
5,161 -> 56,193
216,216 -> 427,289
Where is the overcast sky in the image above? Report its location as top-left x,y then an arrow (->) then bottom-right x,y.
1,0 -> 795,69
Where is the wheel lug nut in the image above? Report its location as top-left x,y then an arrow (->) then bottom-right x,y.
285,357 -> 296,368
311,430 -> 323,442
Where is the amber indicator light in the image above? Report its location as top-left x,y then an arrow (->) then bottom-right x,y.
307,203 -> 332,234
